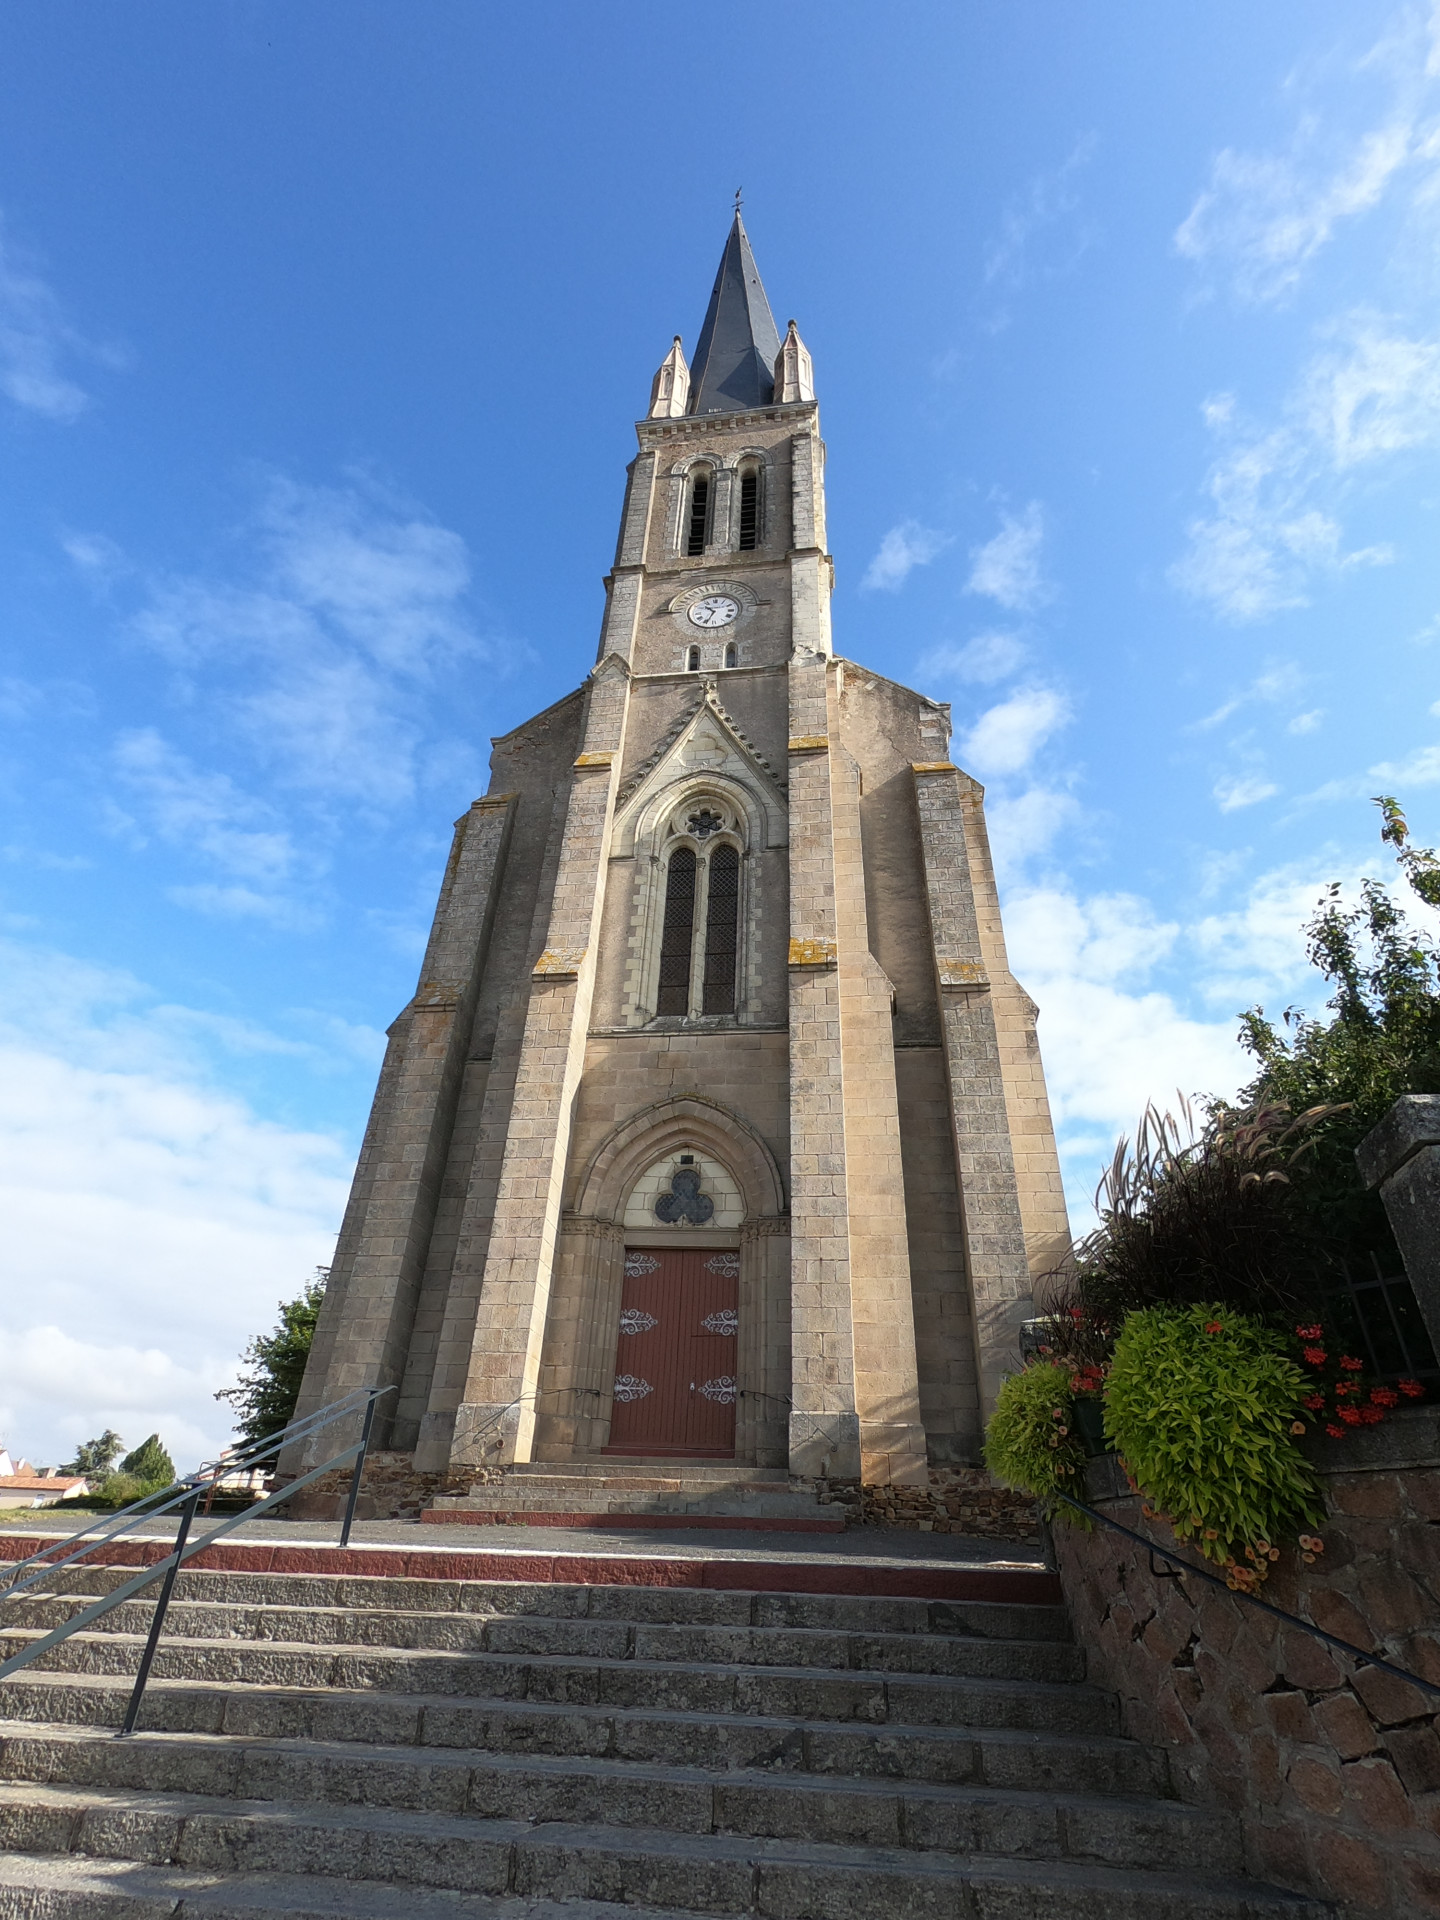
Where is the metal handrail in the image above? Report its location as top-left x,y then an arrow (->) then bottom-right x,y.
1052,1488 -> 1440,1702
0,1384 -> 395,1735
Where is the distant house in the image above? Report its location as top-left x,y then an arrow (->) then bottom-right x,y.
0,1453 -> 89,1506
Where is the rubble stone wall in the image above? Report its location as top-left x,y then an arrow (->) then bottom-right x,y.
1056,1414 -> 1440,1918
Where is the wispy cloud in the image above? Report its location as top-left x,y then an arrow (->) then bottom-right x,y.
982,136 -> 1097,328
0,211 -> 119,421
1170,312 -> 1437,621
1191,662 -> 1306,730
73,473 -> 495,820
1214,772 -> 1280,813
966,503 -> 1049,611
918,631 -> 1029,686
960,685 -> 1071,776
1174,10 -> 1440,305
861,520 -> 952,591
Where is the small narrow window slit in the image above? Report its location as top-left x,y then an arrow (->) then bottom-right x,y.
686,645 -> 701,671
723,642 -> 737,669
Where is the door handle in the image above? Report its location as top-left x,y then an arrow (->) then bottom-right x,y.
689,1382 -> 695,1392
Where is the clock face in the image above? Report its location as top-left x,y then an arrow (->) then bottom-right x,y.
687,594 -> 740,630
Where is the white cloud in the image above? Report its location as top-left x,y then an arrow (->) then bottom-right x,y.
1172,315 -> 1432,622
1214,773 -> 1281,813
981,136 -> 1097,327
861,521 -> 952,591
960,685 -> 1071,776
114,729 -> 296,884
1289,709 -> 1325,734
966,503 -> 1049,611
1192,661 -> 1306,730
100,474 -> 492,812
1173,11 -> 1440,304
985,786 -> 1083,884
918,631 -> 1029,685
0,937 -> 351,1469
0,213 -> 107,421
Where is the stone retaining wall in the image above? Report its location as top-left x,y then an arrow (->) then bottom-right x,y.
819,1467 -> 1040,1540
1055,1409 -> 1440,1918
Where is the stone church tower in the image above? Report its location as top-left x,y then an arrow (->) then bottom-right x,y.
293,215 -> 1070,1494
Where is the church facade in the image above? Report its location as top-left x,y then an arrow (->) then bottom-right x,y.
293,216 -> 1070,1489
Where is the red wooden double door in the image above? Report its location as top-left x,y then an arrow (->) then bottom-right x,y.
604,1247 -> 739,1457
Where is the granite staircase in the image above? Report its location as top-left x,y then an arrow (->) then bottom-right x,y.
426,1463 -> 843,1532
0,1556 -> 1331,1918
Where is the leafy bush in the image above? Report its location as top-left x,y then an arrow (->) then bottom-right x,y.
1105,1304 -> 1325,1587
215,1270 -> 328,1448
983,1362 -> 1087,1518
119,1435 -> 175,1485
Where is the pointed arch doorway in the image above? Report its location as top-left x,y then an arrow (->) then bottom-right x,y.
604,1246 -> 739,1458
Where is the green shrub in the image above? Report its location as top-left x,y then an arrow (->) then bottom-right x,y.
983,1363 -> 1087,1518
65,1473 -> 174,1512
1105,1304 -> 1325,1585
216,1270 -> 327,1448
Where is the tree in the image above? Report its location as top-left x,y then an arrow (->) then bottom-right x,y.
1234,795 -> 1440,1262
119,1434 -> 176,1487
59,1430 -> 124,1483
215,1271 -> 328,1449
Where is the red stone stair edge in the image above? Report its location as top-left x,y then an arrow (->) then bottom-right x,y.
0,1529 -> 1059,1605
419,1511 -> 847,1533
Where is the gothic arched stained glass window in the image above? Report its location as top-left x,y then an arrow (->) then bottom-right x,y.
702,843 -> 740,1014
656,848 -> 697,1015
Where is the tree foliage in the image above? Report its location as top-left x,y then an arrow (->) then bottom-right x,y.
58,1430 -> 124,1483
1233,796 -> 1440,1261
119,1434 -> 175,1486
215,1271 -> 327,1449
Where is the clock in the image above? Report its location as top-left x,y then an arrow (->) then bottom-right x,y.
687,594 -> 740,629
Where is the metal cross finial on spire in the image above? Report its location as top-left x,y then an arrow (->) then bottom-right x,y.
734,187 -> 743,216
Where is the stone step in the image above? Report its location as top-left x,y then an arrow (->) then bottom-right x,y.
0,1790 -> 1333,1918
0,1726 -> 1235,1869
0,1850 -> 696,1919
14,1570 -> 1070,1641
0,1638 -> 1116,1734
0,1675 -> 1163,1797
506,1462 -> 793,1481
0,1599 -> 1085,1679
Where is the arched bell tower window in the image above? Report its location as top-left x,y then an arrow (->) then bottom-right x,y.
685,471 -> 712,556
737,468 -> 759,550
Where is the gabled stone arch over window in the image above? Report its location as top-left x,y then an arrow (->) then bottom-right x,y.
623,776 -> 758,1025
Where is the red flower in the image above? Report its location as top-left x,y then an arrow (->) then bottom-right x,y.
1359,1406 -> 1384,1425
1204,1320 -> 1223,1335
1302,1347 -> 1327,1366
1399,1380 -> 1426,1399
1303,1393 -> 1325,1411
1338,1407 -> 1362,1426
1369,1387 -> 1399,1408
1296,1324 -> 1324,1340
1325,1424 -> 1345,1438
1339,1355 -> 1363,1371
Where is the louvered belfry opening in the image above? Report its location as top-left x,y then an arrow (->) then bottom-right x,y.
702,843 -> 740,1014
656,848 -> 697,1014
738,470 -> 759,550
686,475 -> 710,556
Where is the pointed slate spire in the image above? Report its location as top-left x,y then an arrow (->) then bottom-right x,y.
688,212 -> 784,416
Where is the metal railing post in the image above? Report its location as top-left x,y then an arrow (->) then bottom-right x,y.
339,1392 -> 378,1549
118,1486 -> 201,1737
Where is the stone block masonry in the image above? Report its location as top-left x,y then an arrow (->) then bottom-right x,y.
1056,1410 -> 1440,1918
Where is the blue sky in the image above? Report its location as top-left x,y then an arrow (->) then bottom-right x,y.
2,2 -> 1438,1469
